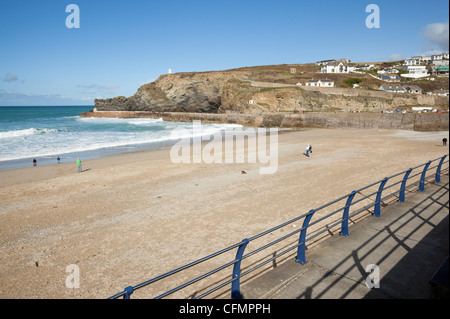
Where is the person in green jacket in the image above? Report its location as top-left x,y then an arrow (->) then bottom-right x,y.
77,158 -> 82,173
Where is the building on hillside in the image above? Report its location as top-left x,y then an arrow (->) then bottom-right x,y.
403,85 -> 422,94
400,65 -> 430,78
377,68 -> 399,74
404,58 -> 421,66
315,59 -> 336,66
430,59 -> 449,66
379,84 -> 407,93
379,74 -> 401,82
435,65 -> 449,74
432,54 -> 444,61
379,84 -> 422,94
337,58 -> 351,64
320,61 -> 355,74
356,64 -> 375,71
305,79 -> 335,87
434,89 -> 449,96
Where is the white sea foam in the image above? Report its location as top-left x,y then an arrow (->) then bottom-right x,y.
0,128 -> 59,139
76,117 -> 164,125
0,121 -> 244,162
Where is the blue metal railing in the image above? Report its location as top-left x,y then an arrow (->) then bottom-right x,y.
108,154 -> 449,299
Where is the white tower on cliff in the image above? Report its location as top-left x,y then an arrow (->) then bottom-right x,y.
168,68 -> 172,74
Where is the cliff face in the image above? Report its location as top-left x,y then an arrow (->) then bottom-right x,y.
94,68 -> 449,113
95,71 -> 252,113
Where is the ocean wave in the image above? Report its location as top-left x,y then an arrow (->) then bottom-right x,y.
76,117 -> 164,125
0,122 -> 244,162
0,128 -> 59,139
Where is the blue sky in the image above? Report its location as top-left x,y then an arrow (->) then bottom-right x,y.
0,0 -> 448,106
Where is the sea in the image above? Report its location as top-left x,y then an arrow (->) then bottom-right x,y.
0,106 -> 243,171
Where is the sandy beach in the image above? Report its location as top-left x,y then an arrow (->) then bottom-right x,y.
0,128 -> 449,299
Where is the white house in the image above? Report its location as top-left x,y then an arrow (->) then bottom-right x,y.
404,58 -> 421,66
356,64 -> 375,71
432,54 -> 444,61
403,85 -> 423,94
434,89 -> 449,96
379,84 -> 407,93
379,74 -> 401,82
315,59 -> 336,66
444,53 -> 449,59
306,79 -> 335,87
379,84 -> 422,94
377,68 -> 399,74
400,65 -> 430,78
321,61 -> 354,74
431,59 -> 449,66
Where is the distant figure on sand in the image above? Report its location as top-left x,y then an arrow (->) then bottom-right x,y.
77,158 -> 82,173
443,138 -> 448,147
57,156 -> 60,164
33,159 -> 37,167
305,144 -> 310,157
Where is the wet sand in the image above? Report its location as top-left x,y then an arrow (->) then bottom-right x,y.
0,128 -> 448,299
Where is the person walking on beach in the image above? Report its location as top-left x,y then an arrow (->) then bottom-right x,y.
33,158 -> 37,167
443,138 -> 448,147
305,144 -> 310,157
57,156 -> 60,164
77,158 -> 82,173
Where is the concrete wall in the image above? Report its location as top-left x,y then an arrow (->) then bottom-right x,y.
81,111 -> 449,132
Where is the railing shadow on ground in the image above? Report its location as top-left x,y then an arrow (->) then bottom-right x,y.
272,180 -> 449,299
108,155 -> 449,299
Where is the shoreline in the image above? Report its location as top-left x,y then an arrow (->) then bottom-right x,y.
1,128 -> 449,298
0,121 -> 296,173
0,127 -> 297,187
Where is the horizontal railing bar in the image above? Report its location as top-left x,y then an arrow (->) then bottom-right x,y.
243,227 -> 303,260
408,171 -> 423,179
351,190 -> 379,206
247,210 -> 313,242
108,291 -> 126,299
312,193 -> 352,212
154,258 -> 239,299
386,169 -> 411,180
379,189 -> 401,202
307,206 -> 346,229
347,201 -> 377,219
129,241 -> 244,294
353,179 -> 384,192
241,241 -> 305,279
194,277 -> 236,299
347,205 -> 375,220
305,220 -> 343,242
383,179 -> 403,190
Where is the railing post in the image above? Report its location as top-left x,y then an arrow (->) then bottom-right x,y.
231,238 -> 249,299
123,286 -> 134,299
295,210 -> 315,265
374,178 -> 389,217
435,155 -> 447,184
399,168 -> 413,203
419,161 -> 432,192
341,191 -> 357,237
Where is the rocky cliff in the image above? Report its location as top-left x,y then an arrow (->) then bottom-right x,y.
94,67 -> 449,113
95,71 -> 251,113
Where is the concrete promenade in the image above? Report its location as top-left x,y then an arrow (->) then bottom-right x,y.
241,176 -> 449,299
